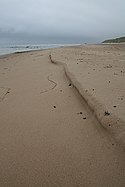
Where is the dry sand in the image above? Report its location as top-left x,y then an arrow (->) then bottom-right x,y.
0,47 -> 125,186
51,44 -> 125,145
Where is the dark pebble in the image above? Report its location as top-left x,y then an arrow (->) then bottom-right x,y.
80,112 -> 83,114
104,111 -> 110,116
83,117 -> 86,120
69,83 -> 72,86
53,106 -> 56,108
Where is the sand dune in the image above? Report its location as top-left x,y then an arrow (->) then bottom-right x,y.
0,47 -> 125,186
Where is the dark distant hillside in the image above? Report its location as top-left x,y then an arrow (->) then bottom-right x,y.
102,36 -> 125,43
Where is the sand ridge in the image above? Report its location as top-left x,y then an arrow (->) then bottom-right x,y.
51,44 -> 125,146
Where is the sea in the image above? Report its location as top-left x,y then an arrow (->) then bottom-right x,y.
0,43 -> 79,56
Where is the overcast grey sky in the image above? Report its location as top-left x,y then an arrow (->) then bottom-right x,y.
0,0 -> 125,44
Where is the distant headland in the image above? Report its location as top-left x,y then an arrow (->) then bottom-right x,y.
102,36 -> 125,43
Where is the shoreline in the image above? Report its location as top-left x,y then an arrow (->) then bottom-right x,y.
0,43 -> 81,57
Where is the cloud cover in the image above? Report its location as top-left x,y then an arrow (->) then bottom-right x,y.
0,0 -> 125,43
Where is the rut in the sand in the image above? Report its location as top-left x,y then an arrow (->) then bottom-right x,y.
0,87 -> 11,102
40,75 -> 57,94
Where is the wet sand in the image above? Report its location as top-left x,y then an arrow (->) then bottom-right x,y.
0,47 -> 125,186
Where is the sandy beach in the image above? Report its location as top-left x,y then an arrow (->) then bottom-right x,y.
0,45 -> 125,186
